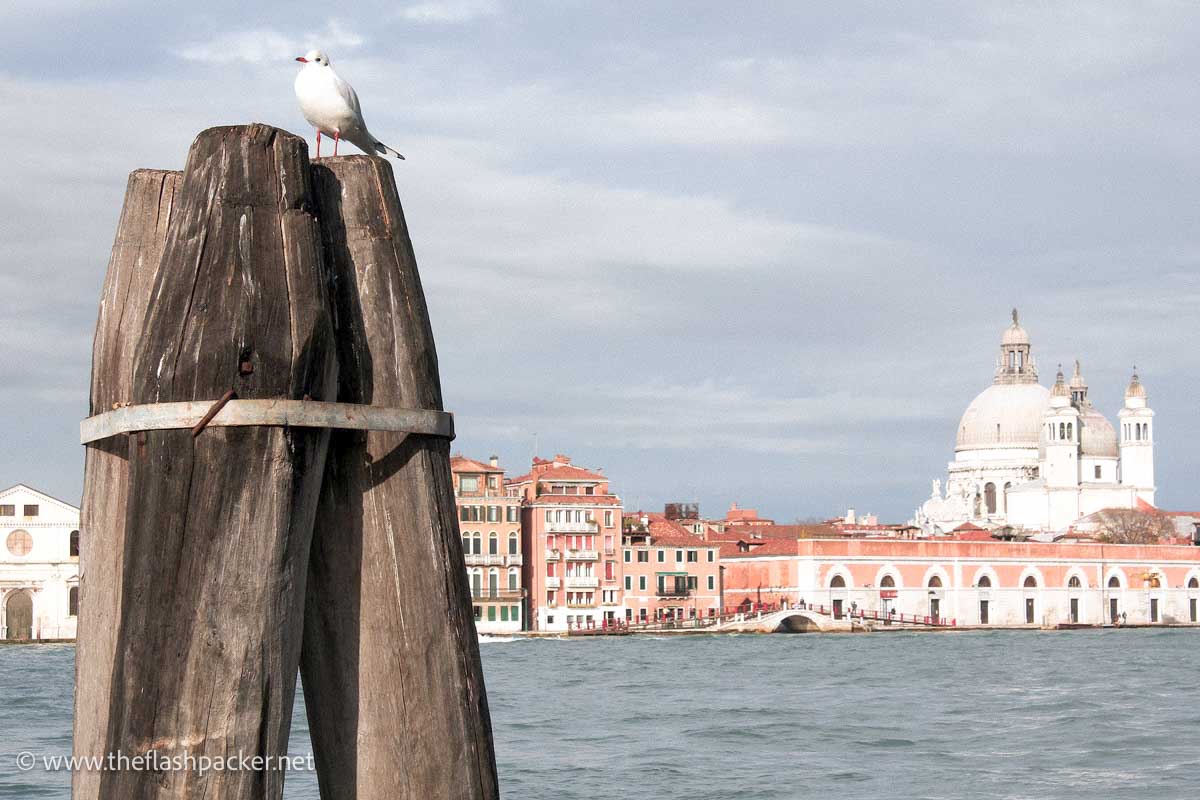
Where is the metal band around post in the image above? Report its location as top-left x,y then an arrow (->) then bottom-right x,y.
80,399 -> 454,444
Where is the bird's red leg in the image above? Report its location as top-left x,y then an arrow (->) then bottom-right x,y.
334,130 -> 340,156
316,130 -> 321,159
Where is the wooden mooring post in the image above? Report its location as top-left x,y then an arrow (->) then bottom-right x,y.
301,157 -> 499,799
75,124 -> 496,798
75,168 -> 182,800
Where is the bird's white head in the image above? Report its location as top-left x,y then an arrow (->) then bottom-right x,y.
295,49 -> 330,67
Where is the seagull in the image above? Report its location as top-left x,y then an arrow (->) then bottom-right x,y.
294,49 -> 405,160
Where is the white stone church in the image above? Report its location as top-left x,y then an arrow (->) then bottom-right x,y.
915,312 -> 1155,534
0,484 -> 80,641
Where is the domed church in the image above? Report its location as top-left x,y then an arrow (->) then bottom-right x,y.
915,311 -> 1155,534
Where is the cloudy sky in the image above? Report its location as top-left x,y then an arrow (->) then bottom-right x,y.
3,1 -> 1198,521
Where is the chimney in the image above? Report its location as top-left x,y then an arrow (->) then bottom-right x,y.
488,455 -> 499,467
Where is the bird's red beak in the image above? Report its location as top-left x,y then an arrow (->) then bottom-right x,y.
295,56 -> 308,63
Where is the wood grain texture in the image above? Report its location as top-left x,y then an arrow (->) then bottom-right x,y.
74,168 -> 182,800
302,155 -> 499,800
96,125 -> 336,800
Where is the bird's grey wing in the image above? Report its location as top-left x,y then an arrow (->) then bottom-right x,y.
334,75 -> 364,121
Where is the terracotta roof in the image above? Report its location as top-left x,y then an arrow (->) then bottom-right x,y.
507,469 -> 606,485
705,524 -> 837,542
719,539 -> 801,558
951,529 -> 995,542
529,494 -> 621,506
624,512 -> 713,548
533,465 -> 607,482
450,455 -> 503,474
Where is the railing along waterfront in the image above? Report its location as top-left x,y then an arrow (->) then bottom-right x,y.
563,602 -> 957,635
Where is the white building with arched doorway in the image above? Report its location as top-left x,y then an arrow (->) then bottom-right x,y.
0,484 -> 80,641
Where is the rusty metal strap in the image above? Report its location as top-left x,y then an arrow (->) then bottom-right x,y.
80,399 -> 454,444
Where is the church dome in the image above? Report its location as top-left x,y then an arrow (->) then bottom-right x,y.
956,382 -> 1051,451
1001,321 -> 1030,346
1079,407 -> 1118,458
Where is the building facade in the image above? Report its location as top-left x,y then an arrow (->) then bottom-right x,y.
0,485 -> 80,641
721,538 -> 1200,627
916,311 -> 1155,534
451,455 -> 525,633
622,513 -> 721,623
509,455 -> 624,632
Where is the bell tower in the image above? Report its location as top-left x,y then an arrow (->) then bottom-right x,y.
1118,369 -> 1155,500
1043,366 -> 1080,488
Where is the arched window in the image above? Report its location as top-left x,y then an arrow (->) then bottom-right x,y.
830,575 -> 846,588
508,568 -> 518,590
880,575 -> 895,588
1059,422 -> 1066,440
977,575 -> 992,588
1189,577 -> 1199,589
70,530 -> 80,558
471,570 -> 482,597
472,534 -> 481,555
488,569 -> 499,597
461,534 -> 471,555
488,533 -> 498,555
928,575 -> 942,588
1066,422 -> 1073,440
508,532 -> 519,555
69,586 -> 79,617
1108,575 -> 1121,589
1023,575 -> 1038,588
1068,576 -> 1082,588
984,483 -> 996,515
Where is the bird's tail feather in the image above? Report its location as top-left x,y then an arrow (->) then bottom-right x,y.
375,140 -> 406,160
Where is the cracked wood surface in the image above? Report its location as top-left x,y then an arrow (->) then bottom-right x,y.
95,125 -> 336,800
301,155 -> 499,800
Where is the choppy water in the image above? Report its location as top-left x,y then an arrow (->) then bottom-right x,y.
2,630 -> 1198,799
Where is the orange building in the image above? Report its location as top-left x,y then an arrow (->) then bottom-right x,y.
508,455 -> 623,632
451,455 -> 524,633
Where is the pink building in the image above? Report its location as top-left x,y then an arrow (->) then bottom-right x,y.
621,512 -> 721,624
451,455 -> 524,633
508,455 -> 623,632
722,537 -> 1200,626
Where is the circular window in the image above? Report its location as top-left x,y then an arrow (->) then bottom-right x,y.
6,529 -> 33,557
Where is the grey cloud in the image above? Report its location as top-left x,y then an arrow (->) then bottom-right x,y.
2,2 -> 1198,524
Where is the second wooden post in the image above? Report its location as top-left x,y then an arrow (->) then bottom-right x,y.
301,156 -> 499,800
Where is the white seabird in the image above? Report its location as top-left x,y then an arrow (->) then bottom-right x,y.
294,49 -> 405,160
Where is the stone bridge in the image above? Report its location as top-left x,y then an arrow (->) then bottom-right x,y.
715,607 -> 857,633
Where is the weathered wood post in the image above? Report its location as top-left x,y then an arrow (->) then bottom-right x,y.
78,125 -> 498,800
94,124 -> 336,799
75,169 -> 182,800
301,156 -> 499,799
